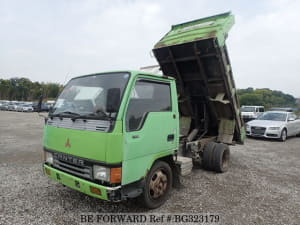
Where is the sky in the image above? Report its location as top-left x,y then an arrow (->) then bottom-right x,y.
0,0 -> 299,97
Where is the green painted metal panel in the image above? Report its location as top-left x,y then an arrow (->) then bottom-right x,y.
122,112 -> 177,185
44,165 -> 109,200
43,120 -> 124,164
154,12 -> 234,49
122,149 -> 175,185
121,74 -> 179,185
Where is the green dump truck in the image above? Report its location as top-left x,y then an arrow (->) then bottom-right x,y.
43,12 -> 244,209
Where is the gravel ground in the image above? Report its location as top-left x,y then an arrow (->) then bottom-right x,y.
0,111 -> 299,225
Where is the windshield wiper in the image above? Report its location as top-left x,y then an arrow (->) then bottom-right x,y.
71,111 -> 113,122
49,111 -> 81,119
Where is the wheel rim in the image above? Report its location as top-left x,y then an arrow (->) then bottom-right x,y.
149,169 -> 168,199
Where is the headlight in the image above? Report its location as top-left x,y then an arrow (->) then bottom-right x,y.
93,165 -> 110,182
246,124 -> 250,129
44,151 -> 53,164
268,127 -> 280,130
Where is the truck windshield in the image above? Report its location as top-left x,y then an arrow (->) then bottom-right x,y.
241,107 -> 255,112
51,73 -> 129,120
257,112 -> 287,121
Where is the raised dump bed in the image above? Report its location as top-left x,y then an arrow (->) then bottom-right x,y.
153,12 -> 244,144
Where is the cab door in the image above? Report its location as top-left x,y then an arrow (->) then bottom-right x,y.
122,78 -> 178,185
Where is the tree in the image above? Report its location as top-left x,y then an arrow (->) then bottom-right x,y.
0,77 -> 62,101
238,88 -> 296,109
240,93 -> 264,106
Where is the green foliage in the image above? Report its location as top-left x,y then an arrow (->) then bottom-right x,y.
0,77 -> 63,101
237,88 -> 297,110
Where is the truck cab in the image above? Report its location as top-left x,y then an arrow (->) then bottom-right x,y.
44,71 -> 179,208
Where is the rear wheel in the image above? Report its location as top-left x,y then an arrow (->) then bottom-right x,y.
139,161 -> 173,209
213,144 -> 230,173
203,142 -> 230,173
203,142 -> 217,170
279,129 -> 287,142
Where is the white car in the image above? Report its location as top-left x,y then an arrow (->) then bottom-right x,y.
16,104 -> 34,112
22,104 -> 34,112
246,111 -> 300,141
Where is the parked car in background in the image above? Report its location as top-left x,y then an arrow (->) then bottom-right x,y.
0,103 -> 6,110
32,102 -> 50,112
7,102 -> 19,111
241,105 -> 264,122
16,103 -> 34,112
16,104 -> 24,112
0,101 -> 9,110
246,111 -> 300,141
22,104 -> 34,112
45,102 -> 54,110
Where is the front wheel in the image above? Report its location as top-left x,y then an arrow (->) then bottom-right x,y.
139,161 -> 173,209
279,129 -> 287,142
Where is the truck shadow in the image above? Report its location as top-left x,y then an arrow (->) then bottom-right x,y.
49,184 -> 153,212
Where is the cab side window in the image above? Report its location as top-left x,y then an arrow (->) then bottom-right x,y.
126,80 -> 171,132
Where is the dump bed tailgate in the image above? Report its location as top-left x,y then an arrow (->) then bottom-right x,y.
153,12 -> 244,144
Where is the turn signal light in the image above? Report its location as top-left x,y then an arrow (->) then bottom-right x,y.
110,167 -> 122,184
45,167 -> 51,175
90,186 -> 102,195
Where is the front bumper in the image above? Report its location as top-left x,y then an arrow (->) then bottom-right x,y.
246,129 -> 281,138
43,164 -> 121,201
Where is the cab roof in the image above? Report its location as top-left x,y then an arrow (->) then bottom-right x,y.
71,70 -> 174,81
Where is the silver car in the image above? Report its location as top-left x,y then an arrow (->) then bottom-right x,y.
246,111 -> 300,141
21,104 -> 34,112
16,103 -> 34,112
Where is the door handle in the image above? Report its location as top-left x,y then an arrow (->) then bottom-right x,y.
132,135 -> 140,139
167,134 -> 174,142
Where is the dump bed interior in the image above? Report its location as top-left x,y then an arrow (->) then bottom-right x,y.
153,12 -> 244,144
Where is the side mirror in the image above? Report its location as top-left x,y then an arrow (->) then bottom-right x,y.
288,118 -> 295,122
106,88 -> 121,113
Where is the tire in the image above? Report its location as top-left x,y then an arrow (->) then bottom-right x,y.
139,161 -> 173,209
212,143 -> 230,173
203,142 -> 217,170
279,129 -> 287,142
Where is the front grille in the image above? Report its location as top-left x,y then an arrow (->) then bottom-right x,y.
53,153 -> 93,180
47,117 -> 110,132
251,126 -> 266,135
266,133 -> 278,137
